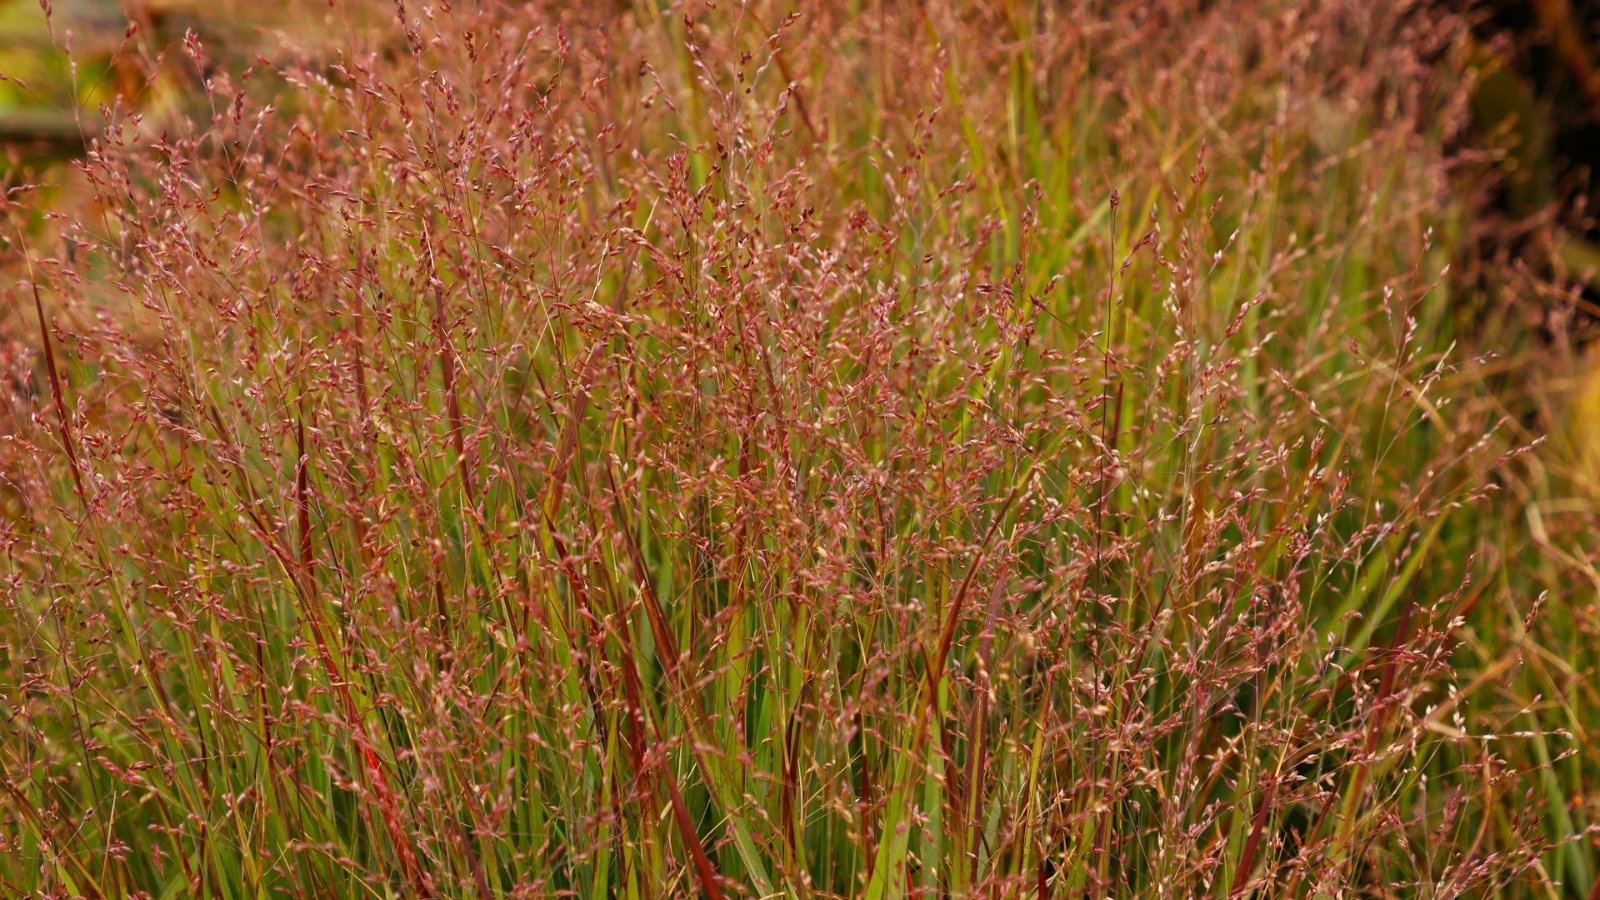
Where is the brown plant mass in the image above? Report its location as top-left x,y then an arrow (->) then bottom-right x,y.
1,1 -> 1597,897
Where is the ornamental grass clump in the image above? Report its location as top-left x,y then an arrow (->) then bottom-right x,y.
0,1 -> 1590,896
